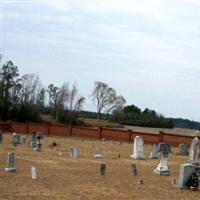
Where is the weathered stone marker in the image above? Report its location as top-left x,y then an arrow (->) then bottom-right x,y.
153,143 -> 171,176
174,163 -> 196,189
188,137 -> 200,166
131,163 -> 137,175
34,141 -> 42,151
178,144 -> 189,155
70,148 -> 77,158
94,149 -> 102,159
5,152 -> 16,172
131,136 -> 145,160
30,131 -> 37,147
149,144 -> 158,159
12,133 -> 21,146
31,166 -> 37,180
99,163 -> 106,175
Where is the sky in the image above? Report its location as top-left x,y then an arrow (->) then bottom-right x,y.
1,0 -> 200,121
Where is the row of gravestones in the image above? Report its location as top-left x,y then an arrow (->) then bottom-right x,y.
0,130 -> 199,189
130,135 -> 200,189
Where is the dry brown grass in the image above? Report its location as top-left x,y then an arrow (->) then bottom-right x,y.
0,133 -> 199,200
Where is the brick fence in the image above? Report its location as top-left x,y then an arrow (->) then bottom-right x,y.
0,121 -> 194,147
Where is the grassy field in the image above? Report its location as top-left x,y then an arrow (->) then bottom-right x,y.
0,133 -> 199,200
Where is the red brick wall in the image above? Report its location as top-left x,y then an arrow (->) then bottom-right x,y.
28,122 -> 49,134
130,132 -> 159,144
71,127 -> 99,139
5,121 -> 194,147
11,122 -> 26,133
102,128 -> 128,142
50,124 -> 69,136
0,122 -> 10,131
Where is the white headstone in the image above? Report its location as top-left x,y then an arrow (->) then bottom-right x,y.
188,137 -> 200,166
149,144 -> 158,159
94,149 -> 102,159
131,136 -> 145,159
31,166 -> 37,180
5,152 -> 16,172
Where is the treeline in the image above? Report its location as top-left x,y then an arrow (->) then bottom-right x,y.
0,60 -> 174,128
0,61 -> 85,124
170,118 -> 200,130
79,105 -> 174,128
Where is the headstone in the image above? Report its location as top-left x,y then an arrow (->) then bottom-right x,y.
153,143 -> 171,176
5,152 -> 16,172
0,130 -> 3,143
174,163 -> 196,189
188,137 -> 200,166
131,163 -> 137,175
30,132 -> 37,147
149,144 -> 158,159
12,133 -> 21,146
70,148 -> 77,158
131,136 -> 145,160
31,166 -> 37,180
178,144 -> 189,155
34,141 -> 42,151
99,163 -> 106,175
94,149 -> 102,159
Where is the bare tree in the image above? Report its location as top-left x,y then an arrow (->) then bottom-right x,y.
68,84 -> 85,116
92,81 -> 122,119
20,73 -> 40,104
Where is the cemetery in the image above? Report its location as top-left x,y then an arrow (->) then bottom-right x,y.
0,131 -> 199,200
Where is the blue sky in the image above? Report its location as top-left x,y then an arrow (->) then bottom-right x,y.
1,0 -> 200,121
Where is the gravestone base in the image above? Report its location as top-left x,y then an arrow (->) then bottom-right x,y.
153,168 -> 170,176
149,156 -> 158,159
5,167 -> 16,172
187,160 -> 199,167
94,154 -> 102,159
130,154 -> 145,160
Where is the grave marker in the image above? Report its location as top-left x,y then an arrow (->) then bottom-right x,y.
153,143 -> 171,176
188,137 -> 200,166
5,152 -> 16,172
99,163 -> 106,175
131,136 -> 145,160
149,144 -> 158,159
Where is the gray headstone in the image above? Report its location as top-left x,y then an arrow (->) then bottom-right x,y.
0,130 -> 3,143
131,163 -> 137,175
149,144 -> 158,159
99,163 -> 106,175
30,132 -> 37,147
131,136 -> 145,160
178,144 -> 189,155
94,149 -> 102,159
5,152 -> 16,172
70,148 -> 77,158
175,163 -> 196,189
153,143 -> 171,176
12,133 -> 21,146
34,142 -> 42,151
188,137 -> 200,166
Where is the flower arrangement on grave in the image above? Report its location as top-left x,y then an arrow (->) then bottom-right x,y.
186,172 -> 199,191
